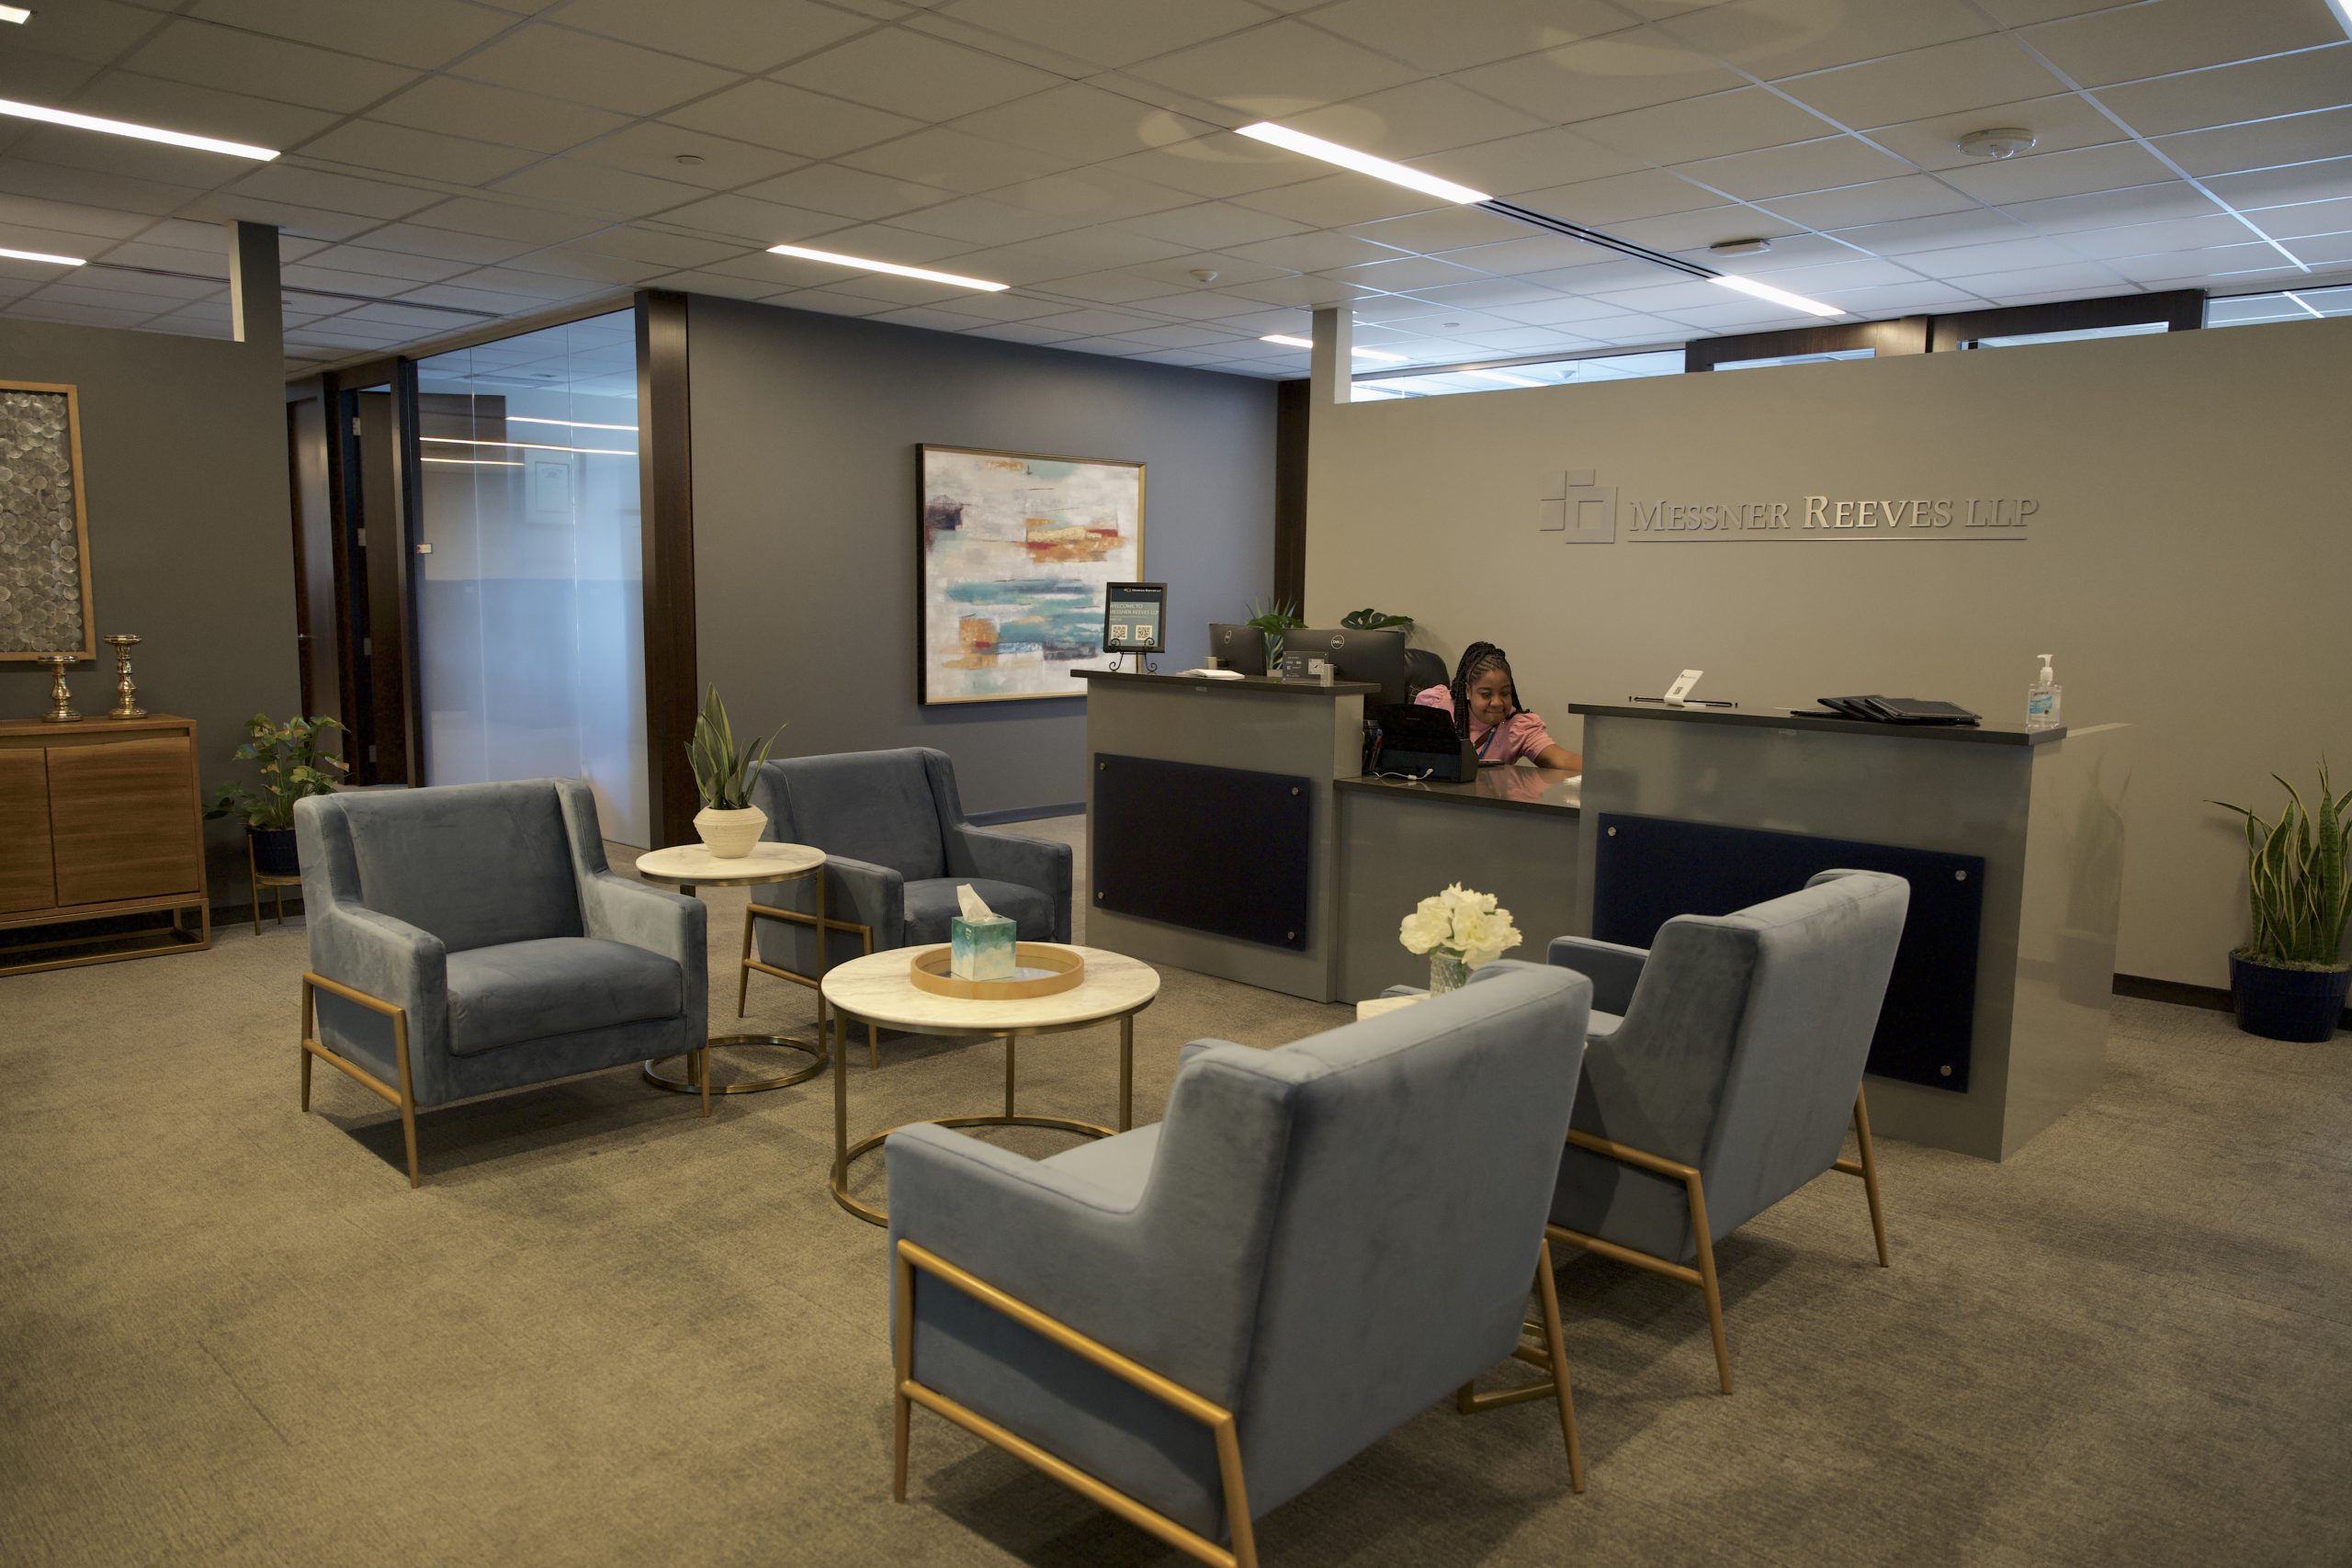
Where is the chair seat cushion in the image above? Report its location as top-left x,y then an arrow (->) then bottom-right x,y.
1040,1123 -> 1160,1205
447,938 -> 684,1055
1588,1010 -> 1623,1041
902,878 -> 1057,946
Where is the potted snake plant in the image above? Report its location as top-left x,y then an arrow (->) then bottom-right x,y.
204,714 -> 348,876
686,686 -> 784,858
2211,761 -> 2350,1042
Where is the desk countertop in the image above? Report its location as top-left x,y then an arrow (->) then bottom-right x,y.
1569,701 -> 2065,748
1335,767 -> 1581,817
1074,669 -> 1379,697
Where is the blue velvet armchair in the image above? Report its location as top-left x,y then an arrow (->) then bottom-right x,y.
738,748 -> 1070,1065
886,961 -> 1594,1567
295,779 -> 708,1187
1546,868 -> 1909,1393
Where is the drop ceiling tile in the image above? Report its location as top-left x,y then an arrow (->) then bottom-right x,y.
2066,212 -> 2276,259
1664,0 -> 1995,80
0,49 -> 103,103
1516,168 -> 1727,225
0,194 -> 154,241
187,0 -> 514,69
119,20 -> 418,113
763,288 -> 895,316
961,318 -> 1086,342
650,269 -> 793,302
2155,107 -> 2352,176
1124,19 -> 1420,117
403,197 -> 616,244
1606,206 -> 1762,252
86,239 -> 232,274
562,226 -> 744,265
555,0 -> 870,70
1810,277 -> 1980,309
1402,277 -> 1556,309
773,29 -> 1064,121
477,247 -> 656,286
1781,35 -> 2067,129
819,270 -> 985,306
1713,254 -> 1921,293
567,124 -> 808,191
1577,87 -> 1835,166
1283,79 -> 1548,161
1408,128 -> 1647,202
369,79 -> 633,158
69,70 -> 343,151
2206,157 -> 2352,209
738,164 -> 955,220
653,193 -> 860,243
988,168 -> 1197,224
936,232 -> 1184,285
1937,261 -> 2132,297
865,302 -> 998,333
447,265 -> 609,299
44,267 -> 220,302
1975,0 -> 2142,25
1484,294 -> 1627,325
1344,293 -> 1460,323
181,194 -> 379,240
1112,321 -> 1255,350
785,221 -> 980,264
6,299 -> 165,328
1831,207 -> 2035,254
1451,26 -> 1744,123
1898,235 -> 2093,274
1347,206 -> 1529,254
1227,173 -> 1445,230
2021,0 -> 2348,89
399,280 -> 589,313
1122,288 -> 1289,321
491,160 -> 709,219
454,26 -> 739,117
300,121 -> 543,186
1940,141 -> 2177,207
837,127 -> 1081,194
2099,240 -> 2284,281
1306,0 -> 1631,74
2000,181 -> 2223,234
2098,46 -> 2352,138
354,222 -> 543,263
946,83 -> 1216,159
2281,229 -> 2352,263
296,244 -> 478,284
1126,346 -> 1238,367
1323,255 -> 1491,293
1863,94 -> 2126,171
224,164 -> 445,220
936,0 -> 1274,70
1675,135 -> 1911,201
1223,231 -> 1406,272
888,194 -> 1096,244
1092,134 -> 1324,199
6,0 -> 164,63
1441,323 -> 1589,350
5,123 -> 262,190
1519,256 -> 1688,292
1434,233 -> 1615,275
1758,175 -> 1979,230
1113,201 -> 1309,250
1215,273 -> 1378,306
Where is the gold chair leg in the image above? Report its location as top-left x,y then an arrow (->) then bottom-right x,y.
1532,1239 -> 1586,1492
893,1247 -> 915,1504
1853,1089 -> 1889,1268
1683,1171 -> 1730,1394
1216,1417 -> 1259,1568
299,983 -> 314,1111
699,1045 -> 711,1119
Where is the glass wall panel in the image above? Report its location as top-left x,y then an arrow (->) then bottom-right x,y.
1351,347 -> 1683,400
413,311 -> 648,844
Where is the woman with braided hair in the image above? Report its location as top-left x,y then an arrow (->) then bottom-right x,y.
1411,641 -> 1581,771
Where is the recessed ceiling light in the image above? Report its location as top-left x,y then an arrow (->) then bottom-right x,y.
0,6 -> 33,24
765,242 -> 1007,292
1260,333 -> 1409,362
1236,122 -> 1489,206
0,96 -> 278,159
673,153 -> 706,166
1710,274 -> 1844,319
0,244 -> 83,265
1956,127 -> 2036,161
1709,238 -> 1773,256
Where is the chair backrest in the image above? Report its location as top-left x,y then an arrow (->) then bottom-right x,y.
1162,961 -> 1590,1519
1402,647 -> 1450,697
752,749 -> 951,879
300,780 -> 584,952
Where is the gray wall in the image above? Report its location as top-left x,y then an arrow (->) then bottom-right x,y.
687,295 -> 1277,818
0,316 -> 298,908
1306,317 -> 2352,990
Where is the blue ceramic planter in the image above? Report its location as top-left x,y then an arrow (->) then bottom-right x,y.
2230,953 -> 2351,1043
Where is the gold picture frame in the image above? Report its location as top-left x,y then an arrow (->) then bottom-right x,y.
918,444 -> 1146,706
0,379 -> 96,661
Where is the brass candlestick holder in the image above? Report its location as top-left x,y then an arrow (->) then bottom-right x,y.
39,655 -> 81,723
103,633 -> 146,718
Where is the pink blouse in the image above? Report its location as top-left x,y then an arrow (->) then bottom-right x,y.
1412,684 -> 1558,765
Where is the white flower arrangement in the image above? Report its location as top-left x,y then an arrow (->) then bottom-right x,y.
1398,883 -> 1522,971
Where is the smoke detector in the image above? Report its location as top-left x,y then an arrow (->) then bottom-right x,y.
1708,237 -> 1773,256
1956,128 -> 2036,160
674,152 -> 707,166
1188,267 -> 1219,283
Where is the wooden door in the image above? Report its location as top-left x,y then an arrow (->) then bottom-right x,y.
0,749 -> 56,913
46,738 -> 199,906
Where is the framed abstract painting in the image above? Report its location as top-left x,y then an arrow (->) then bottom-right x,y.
918,445 -> 1145,705
0,380 -> 96,660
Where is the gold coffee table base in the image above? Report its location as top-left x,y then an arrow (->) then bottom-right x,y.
832,1112 -> 1112,1226
644,1032 -> 828,1096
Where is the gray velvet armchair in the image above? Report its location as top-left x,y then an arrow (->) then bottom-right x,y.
1546,868 -> 1909,1393
739,748 -> 1070,1066
885,961 -> 1594,1568
295,779 -> 708,1187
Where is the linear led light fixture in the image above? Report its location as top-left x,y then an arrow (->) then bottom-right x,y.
1237,122 -> 1489,205
1261,333 -> 1408,362
0,6 -> 33,24
2330,0 -> 2352,39
420,435 -> 633,457
0,96 -> 278,159
766,242 -> 1005,292
1709,273 -> 1844,318
505,414 -> 639,433
0,244 -> 83,265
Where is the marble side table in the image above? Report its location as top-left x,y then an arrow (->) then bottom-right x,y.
632,840 -> 829,1096
820,943 -> 1159,1225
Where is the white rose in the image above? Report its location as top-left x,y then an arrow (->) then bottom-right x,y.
1398,908 -> 1451,954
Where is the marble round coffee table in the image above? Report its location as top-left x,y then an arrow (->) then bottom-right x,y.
820,943 -> 1159,1225
633,840 -> 829,1096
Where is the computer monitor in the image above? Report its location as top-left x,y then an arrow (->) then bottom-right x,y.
1288,626 -> 1409,705
1206,622 -> 1268,675
1103,581 -> 1166,653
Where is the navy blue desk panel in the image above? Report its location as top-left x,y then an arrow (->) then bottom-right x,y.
1092,752 -> 1312,951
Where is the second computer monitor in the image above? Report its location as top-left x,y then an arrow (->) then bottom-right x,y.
1289,626 -> 1408,705
1206,622 -> 1270,675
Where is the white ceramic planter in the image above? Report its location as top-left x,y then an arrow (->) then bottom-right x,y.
694,805 -> 767,859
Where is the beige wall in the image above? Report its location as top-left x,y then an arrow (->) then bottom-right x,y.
1306,317 -> 2352,989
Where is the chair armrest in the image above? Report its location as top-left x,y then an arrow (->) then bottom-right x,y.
308,901 -> 451,1062
946,823 -> 1072,942
581,871 -> 706,1027
1547,935 -> 1648,1018
819,855 -> 905,952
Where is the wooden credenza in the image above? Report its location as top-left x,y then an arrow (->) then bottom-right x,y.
0,714 -> 211,976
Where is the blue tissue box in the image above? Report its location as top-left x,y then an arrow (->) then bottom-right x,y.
951,915 -> 1017,980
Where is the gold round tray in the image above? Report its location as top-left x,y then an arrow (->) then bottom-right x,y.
909,942 -> 1087,999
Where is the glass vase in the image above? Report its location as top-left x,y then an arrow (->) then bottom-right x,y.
1429,952 -> 1469,995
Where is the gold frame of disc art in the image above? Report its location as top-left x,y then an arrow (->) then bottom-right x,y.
0,380 -> 96,661
917,444 -> 1145,706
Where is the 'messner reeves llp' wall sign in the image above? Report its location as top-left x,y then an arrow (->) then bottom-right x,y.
1542,469 -> 2040,544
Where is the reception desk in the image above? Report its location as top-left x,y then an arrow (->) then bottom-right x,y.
1572,702 -> 2131,1161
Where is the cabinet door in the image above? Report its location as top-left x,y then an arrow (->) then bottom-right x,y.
46,737 -> 200,906
0,749 -> 56,913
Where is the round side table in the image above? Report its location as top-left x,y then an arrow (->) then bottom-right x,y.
820,943 -> 1159,1225
633,840 -> 830,1096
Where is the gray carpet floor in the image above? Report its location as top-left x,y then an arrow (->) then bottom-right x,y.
2,814 -> 2346,1567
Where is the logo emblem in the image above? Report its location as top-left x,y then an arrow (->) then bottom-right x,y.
1540,469 -> 1616,544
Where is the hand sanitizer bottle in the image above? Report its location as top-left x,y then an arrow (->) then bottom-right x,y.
2026,653 -> 2062,730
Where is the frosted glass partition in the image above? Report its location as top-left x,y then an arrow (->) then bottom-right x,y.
413,311 -> 649,845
